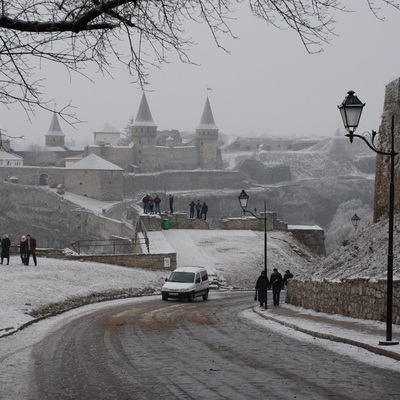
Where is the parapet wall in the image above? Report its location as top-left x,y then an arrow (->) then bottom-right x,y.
289,279 -> 400,325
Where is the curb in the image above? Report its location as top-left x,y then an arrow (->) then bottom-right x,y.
253,307 -> 400,362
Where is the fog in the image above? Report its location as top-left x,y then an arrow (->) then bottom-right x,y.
1,2 -> 400,148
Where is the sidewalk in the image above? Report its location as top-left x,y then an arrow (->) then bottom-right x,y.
253,304 -> 400,361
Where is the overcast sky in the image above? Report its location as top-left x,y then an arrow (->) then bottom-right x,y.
2,2 -> 400,148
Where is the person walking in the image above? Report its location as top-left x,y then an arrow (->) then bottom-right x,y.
20,235 -> 28,265
1,234 -> 11,265
255,270 -> 270,307
189,200 -> 196,219
270,268 -> 283,306
154,195 -> 161,215
283,269 -> 294,303
196,200 -> 201,219
169,194 -> 174,214
26,234 -> 37,266
201,201 -> 208,220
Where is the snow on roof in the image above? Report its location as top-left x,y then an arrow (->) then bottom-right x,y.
68,153 -> 123,170
288,225 -> 323,231
0,151 -> 23,160
94,123 -> 120,133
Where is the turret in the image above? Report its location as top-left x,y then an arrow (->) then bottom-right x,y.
131,93 -> 157,172
45,112 -> 65,147
196,96 -> 219,169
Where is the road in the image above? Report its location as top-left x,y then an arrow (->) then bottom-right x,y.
1,292 -> 399,399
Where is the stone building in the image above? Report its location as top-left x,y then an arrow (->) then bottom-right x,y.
86,93 -> 222,172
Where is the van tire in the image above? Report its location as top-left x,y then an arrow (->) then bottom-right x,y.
202,291 -> 209,301
188,292 -> 195,302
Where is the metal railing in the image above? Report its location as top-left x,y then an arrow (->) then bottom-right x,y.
70,238 -> 135,255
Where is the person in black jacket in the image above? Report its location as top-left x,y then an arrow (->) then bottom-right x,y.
189,201 -> 196,219
201,202 -> 208,220
270,268 -> 283,306
1,234 -> 11,265
255,270 -> 270,307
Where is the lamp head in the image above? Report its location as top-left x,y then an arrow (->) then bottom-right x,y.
351,213 -> 361,228
238,190 -> 249,211
338,90 -> 365,141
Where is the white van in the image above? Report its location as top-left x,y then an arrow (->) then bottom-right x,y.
161,266 -> 210,302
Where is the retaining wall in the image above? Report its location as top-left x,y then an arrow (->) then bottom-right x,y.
289,279 -> 400,324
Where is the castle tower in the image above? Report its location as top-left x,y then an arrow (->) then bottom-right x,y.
45,112 -> 65,147
131,93 -> 157,172
196,96 -> 219,169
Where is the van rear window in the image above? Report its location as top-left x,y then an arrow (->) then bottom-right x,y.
169,272 -> 195,283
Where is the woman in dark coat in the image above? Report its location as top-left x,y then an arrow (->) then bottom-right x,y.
255,270 -> 269,307
1,234 -> 11,265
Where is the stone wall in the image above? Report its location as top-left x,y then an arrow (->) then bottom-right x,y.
374,77 -> 400,222
289,279 -> 400,324
288,226 -> 325,256
140,212 -> 209,231
218,212 -> 280,231
123,170 -> 246,195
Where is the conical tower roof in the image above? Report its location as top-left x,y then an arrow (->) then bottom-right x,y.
133,93 -> 157,127
46,112 -> 64,136
197,96 -> 218,130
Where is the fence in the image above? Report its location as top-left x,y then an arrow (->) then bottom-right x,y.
70,238 -> 135,255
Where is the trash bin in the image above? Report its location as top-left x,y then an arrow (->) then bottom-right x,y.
163,218 -> 170,230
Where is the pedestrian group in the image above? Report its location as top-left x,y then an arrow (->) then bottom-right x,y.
255,268 -> 294,307
0,233 -> 38,266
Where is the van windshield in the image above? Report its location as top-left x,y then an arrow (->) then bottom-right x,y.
168,272 -> 195,283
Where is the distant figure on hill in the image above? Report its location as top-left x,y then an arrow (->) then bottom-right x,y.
26,234 -> 37,266
169,194 -> 174,214
189,200 -> 196,219
20,235 -> 28,265
154,195 -> 161,214
1,234 -> 11,265
201,202 -> 208,220
148,195 -> 154,214
196,200 -> 201,219
142,194 -> 149,214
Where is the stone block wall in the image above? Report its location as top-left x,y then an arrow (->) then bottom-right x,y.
288,227 -> 325,256
140,212 -> 209,231
289,279 -> 400,324
218,212 -> 280,231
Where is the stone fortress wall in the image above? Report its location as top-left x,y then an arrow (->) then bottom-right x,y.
289,279 -> 400,325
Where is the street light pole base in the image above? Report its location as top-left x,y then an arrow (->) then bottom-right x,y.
379,340 -> 399,346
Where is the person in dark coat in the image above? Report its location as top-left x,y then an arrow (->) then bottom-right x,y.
283,269 -> 294,303
169,194 -> 174,214
189,201 -> 196,219
154,195 -> 162,215
195,200 -> 201,219
26,234 -> 37,266
142,194 -> 149,214
201,202 -> 208,220
255,270 -> 270,307
1,234 -> 11,265
270,268 -> 283,306
20,235 -> 28,265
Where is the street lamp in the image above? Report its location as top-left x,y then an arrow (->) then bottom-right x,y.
238,190 -> 268,310
351,214 -> 361,230
338,90 -> 399,345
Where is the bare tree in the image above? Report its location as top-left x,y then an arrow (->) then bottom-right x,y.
0,0 -> 399,122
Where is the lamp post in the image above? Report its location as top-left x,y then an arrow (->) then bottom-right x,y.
238,190 -> 268,310
338,90 -> 399,345
351,214 -> 361,230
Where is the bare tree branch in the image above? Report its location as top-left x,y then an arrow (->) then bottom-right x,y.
0,0 -> 399,124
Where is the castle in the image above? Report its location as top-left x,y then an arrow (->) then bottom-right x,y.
85,93 -> 223,172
